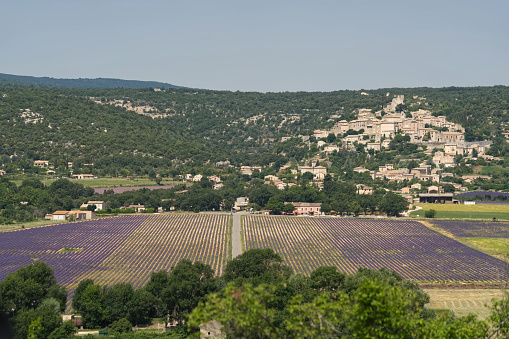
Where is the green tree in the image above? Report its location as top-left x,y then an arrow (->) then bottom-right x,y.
310,266 -> 346,294
282,203 -> 295,214
347,201 -> 362,215
103,283 -> 135,324
72,279 -> 94,313
145,271 -> 169,321
79,283 -> 105,329
160,260 -> 217,324
189,283 -> 281,338
11,304 -> 62,339
378,192 -> 409,216
48,320 -> 77,339
265,196 -> 285,214
224,248 -> 292,286
108,318 -> 132,334
0,261 -> 66,314
425,209 -> 437,218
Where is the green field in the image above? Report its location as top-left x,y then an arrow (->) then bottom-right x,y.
411,203 -> 509,220
461,237 -> 509,259
11,177 -> 180,188
0,219 -> 68,232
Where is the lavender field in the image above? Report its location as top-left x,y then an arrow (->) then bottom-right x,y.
243,216 -> 509,282
0,214 -> 230,299
455,191 -> 509,199
94,185 -> 179,194
432,220 -> 509,238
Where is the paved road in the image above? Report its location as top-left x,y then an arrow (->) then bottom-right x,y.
232,213 -> 242,258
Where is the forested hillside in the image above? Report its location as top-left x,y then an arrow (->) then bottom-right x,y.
0,73 -> 183,89
0,87 -> 218,170
1,84 -> 508,176
64,85 -> 509,145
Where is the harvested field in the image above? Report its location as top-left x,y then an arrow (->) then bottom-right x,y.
424,289 -> 506,319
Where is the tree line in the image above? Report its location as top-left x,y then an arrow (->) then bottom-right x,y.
2,249 -> 509,338
0,174 -> 411,224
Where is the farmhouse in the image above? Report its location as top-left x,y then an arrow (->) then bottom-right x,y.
353,167 -> 370,173
47,210 -> 95,221
356,184 -> 373,195
72,174 -> 95,180
34,160 -> 49,167
50,211 -> 69,221
401,187 -> 411,194
208,175 -> 221,183
411,183 -> 422,190
234,197 -> 249,211
80,201 -> 105,211
288,202 -> 322,216
68,210 -> 95,220
264,175 -> 279,182
128,204 -> 146,212
298,165 -> 327,176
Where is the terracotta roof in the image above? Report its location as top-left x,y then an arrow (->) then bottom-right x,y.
287,202 -> 322,207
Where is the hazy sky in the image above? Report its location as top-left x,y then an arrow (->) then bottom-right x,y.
2,0 -> 508,92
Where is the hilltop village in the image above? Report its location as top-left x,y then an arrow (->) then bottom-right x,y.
304,94 -> 492,183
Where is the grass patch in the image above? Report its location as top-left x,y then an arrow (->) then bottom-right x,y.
411,203 -> 509,220
415,203 -> 509,213
0,219 -> 67,232
461,237 -> 509,258
411,210 -> 509,220
58,247 -> 83,253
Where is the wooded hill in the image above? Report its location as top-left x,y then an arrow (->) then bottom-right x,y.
0,84 -> 508,174
0,73 -> 183,89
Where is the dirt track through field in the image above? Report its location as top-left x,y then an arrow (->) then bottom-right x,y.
232,213 -> 242,258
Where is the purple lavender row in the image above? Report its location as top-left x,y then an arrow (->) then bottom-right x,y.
94,185 -> 180,194
243,216 -> 509,282
0,215 -> 150,286
432,220 -> 509,238
454,191 -> 509,199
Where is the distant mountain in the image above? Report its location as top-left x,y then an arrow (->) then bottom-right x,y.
0,73 -> 184,89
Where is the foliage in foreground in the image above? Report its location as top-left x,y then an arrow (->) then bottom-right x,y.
4,250 -> 509,338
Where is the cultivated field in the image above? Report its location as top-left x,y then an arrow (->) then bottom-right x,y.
242,216 -> 509,282
430,220 -> 509,260
431,220 -> 509,238
424,289 -> 505,319
11,176 -> 180,188
0,219 -> 68,233
411,203 -> 509,220
0,214 -> 231,299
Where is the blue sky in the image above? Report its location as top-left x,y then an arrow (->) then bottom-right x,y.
1,0 -> 508,92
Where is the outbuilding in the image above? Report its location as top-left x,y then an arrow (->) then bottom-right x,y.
419,193 -> 458,204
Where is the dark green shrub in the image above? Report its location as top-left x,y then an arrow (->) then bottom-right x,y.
424,209 -> 436,218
